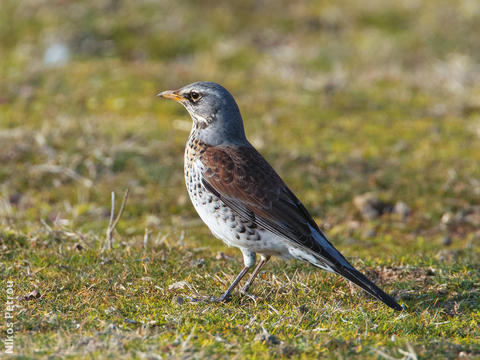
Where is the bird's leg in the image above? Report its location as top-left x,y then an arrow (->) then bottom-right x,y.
209,265 -> 251,302
208,248 -> 256,303
188,250 -> 255,303
240,255 -> 270,295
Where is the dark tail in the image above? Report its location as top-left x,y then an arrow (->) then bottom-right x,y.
334,265 -> 403,311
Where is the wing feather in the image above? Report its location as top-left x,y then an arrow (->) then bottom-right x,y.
200,144 -> 348,268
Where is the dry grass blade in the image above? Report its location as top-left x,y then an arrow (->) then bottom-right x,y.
103,188 -> 129,252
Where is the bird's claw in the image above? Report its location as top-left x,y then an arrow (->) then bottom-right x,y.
185,295 -> 203,303
208,294 -> 231,303
186,294 -> 232,303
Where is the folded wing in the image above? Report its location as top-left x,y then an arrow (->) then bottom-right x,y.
199,144 -> 402,311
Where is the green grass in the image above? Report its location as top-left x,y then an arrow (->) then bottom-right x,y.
1,0 -> 480,358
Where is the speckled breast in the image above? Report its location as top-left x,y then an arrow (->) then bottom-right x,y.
183,137 -> 262,248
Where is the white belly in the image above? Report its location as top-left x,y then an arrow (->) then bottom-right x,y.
184,158 -> 327,266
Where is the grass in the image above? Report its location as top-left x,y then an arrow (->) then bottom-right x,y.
1,0 -> 480,358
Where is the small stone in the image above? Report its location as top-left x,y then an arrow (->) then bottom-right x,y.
442,235 -> 452,246
174,296 -> 184,305
9,193 -> 21,205
441,212 -> 455,225
266,335 -> 280,345
254,331 -> 280,345
353,193 -> 381,220
19,289 -> 41,301
393,201 -> 411,219
194,258 -> 205,268
104,306 -> 116,315
353,193 -> 392,220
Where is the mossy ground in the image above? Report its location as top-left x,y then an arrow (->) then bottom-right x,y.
1,0 -> 480,358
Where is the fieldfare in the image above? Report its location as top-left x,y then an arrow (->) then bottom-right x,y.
158,82 -> 402,311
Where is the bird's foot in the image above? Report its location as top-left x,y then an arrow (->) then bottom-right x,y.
208,294 -> 232,303
186,294 -> 232,303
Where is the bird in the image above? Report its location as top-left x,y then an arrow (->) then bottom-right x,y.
158,81 -> 403,311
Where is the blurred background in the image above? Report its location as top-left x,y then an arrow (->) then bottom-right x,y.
1,0 -> 480,251
2,1 -> 480,357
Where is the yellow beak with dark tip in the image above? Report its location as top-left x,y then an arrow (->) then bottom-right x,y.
157,90 -> 185,102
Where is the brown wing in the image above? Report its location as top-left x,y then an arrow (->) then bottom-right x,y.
200,144 -> 349,268
200,144 -> 404,311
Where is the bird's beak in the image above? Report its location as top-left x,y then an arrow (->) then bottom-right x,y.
157,90 -> 185,102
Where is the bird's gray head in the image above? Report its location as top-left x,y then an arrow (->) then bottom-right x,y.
158,81 -> 247,146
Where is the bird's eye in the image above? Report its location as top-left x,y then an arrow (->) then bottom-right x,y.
189,91 -> 201,102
